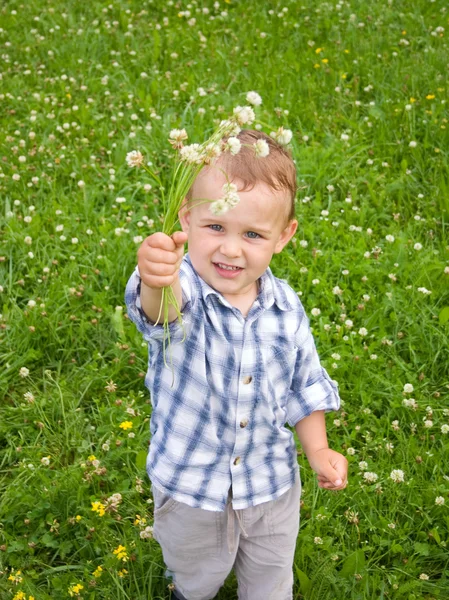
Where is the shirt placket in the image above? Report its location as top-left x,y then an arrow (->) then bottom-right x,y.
230,306 -> 262,501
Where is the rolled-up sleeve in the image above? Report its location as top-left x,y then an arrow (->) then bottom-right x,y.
285,316 -> 341,426
124,263 -> 194,343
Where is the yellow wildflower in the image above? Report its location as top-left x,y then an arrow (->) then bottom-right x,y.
410,97 -> 416,103
68,583 -> 84,597
322,58 -> 328,64
12,592 -> 26,600
113,544 -> 129,562
75,515 -> 82,522
119,421 -> 133,430
426,94 -> 435,100
315,47 -> 323,53
88,455 -> 96,462
93,566 -> 103,578
91,501 -> 105,517
9,569 -> 23,584
314,64 -> 320,69
118,569 -> 128,578
344,49 -> 349,53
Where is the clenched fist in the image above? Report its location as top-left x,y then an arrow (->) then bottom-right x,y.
137,231 -> 188,290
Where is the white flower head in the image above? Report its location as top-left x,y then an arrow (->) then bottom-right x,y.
220,120 -> 241,137
390,469 -> 405,483
169,128 -> 188,149
223,136 -> 241,155
253,139 -> 270,158
403,383 -> 414,394
270,127 -> 293,145
209,182 -> 241,216
126,150 -> 144,168
246,91 -> 262,106
233,105 -> 256,126
203,142 -> 222,165
179,143 -> 204,164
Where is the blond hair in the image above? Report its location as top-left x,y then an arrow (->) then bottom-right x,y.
187,129 -> 297,222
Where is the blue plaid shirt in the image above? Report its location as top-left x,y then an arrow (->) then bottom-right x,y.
125,254 -> 340,511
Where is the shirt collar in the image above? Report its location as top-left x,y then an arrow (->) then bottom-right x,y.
184,254 -> 293,312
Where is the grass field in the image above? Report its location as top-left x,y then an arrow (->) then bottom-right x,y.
1,0 -> 449,598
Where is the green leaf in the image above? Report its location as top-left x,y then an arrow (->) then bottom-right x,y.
340,549 -> 365,578
430,528 -> 441,544
136,450 -> 148,470
438,307 -> 449,325
295,567 -> 312,593
413,541 -> 430,556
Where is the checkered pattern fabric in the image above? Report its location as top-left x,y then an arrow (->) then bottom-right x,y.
125,254 -> 340,511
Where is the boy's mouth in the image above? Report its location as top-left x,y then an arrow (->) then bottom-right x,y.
213,262 -> 243,278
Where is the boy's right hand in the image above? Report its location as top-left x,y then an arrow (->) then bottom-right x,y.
137,231 -> 188,290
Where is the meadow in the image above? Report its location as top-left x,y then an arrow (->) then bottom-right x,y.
1,0 -> 449,598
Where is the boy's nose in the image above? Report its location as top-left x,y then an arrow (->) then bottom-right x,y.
220,238 -> 241,259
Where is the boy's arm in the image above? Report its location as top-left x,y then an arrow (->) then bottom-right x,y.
137,231 -> 187,324
295,410 -> 348,490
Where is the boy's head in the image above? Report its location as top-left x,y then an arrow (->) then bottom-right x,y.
179,130 -> 298,308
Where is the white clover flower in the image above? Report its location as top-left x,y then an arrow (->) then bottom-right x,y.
77,180 -> 85,188
253,139 -> 270,158
344,319 -> 353,329
246,91 -> 262,106
20,367 -> 30,378
203,142 -> 222,164
24,236 -> 32,245
233,105 -> 256,126
419,574 -> 429,581
414,243 -> 422,251
270,126 -> 293,145
390,469 -> 405,483
403,383 -> 414,394
347,447 -> 356,455
358,461 -> 368,471
41,456 -> 50,466
179,143 -> 204,164
385,234 -> 395,243
363,472 -> 378,483
116,197 -> 126,203
409,141 -> 417,148
424,420 -> 433,428
126,150 -> 144,167
224,136 -> 241,155
299,240 -> 308,248
358,327 -> 368,336
441,424 -> 449,434
417,287 -> 432,295
311,308 -> 321,317
314,537 -> 323,545
341,133 -> 350,141
210,182 -> 241,216
435,496 -> 445,505
168,128 -> 188,148
332,286 -> 343,295
219,119 -> 241,137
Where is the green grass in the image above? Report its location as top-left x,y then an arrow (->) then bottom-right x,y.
1,0 -> 449,598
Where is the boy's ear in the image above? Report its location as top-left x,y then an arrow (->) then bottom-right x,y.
178,200 -> 191,233
274,219 -> 298,254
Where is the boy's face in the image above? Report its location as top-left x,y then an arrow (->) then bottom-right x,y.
179,169 -> 297,309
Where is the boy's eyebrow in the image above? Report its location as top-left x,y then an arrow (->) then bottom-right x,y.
198,217 -> 272,234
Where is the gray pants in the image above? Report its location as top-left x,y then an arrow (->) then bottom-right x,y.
152,477 -> 301,600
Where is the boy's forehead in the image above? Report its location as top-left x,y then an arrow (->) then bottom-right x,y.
190,168 -> 290,220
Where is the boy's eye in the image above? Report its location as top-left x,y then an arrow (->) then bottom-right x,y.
209,224 -> 223,232
246,231 -> 261,239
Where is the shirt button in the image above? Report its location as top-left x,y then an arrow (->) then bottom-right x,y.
233,457 -> 241,466
240,418 -> 248,428
242,375 -> 253,385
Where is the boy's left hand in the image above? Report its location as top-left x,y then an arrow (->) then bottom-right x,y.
307,448 -> 348,491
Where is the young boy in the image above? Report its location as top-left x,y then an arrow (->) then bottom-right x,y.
125,130 -> 348,600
